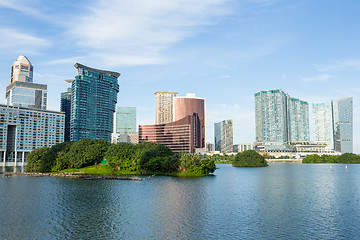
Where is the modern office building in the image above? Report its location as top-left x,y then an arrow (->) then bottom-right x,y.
60,87 -> 72,141
214,119 -> 233,153
255,90 -> 289,144
0,104 -> 65,166
155,91 -> 178,125
70,63 -> 120,142
312,102 -> 331,143
233,143 -> 254,153
255,89 -> 309,150
139,114 -> 201,153
332,97 -> 353,153
288,98 -> 310,142
6,55 -> 47,109
115,107 -> 138,144
174,93 -> 205,148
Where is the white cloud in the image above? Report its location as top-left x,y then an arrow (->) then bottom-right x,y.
0,28 -> 50,54
301,74 -> 333,82
66,0 -> 230,66
0,0 -> 42,16
315,59 -> 360,72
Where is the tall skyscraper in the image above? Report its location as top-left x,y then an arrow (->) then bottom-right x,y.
70,63 -> 120,142
6,55 -> 47,109
116,107 -> 138,144
288,98 -> 310,142
332,97 -> 353,153
214,119 -> 233,153
255,89 -> 309,145
312,102 -> 331,143
155,91 -> 178,124
61,86 -> 72,142
174,93 -> 206,148
255,89 -> 289,144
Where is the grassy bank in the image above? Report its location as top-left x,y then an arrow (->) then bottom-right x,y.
59,164 -> 213,177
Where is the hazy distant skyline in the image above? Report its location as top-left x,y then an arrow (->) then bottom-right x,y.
0,0 -> 359,152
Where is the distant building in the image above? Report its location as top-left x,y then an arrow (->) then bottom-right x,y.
60,87 -> 72,142
70,63 -> 120,142
6,55 -> 47,109
174,93 -> 205,149
233,143 -> 254,153
255,89 -> 309,150
214,119 -> 233,153
155,91 -> 178,125
332,97 -> 353,153
206,142 -> 213,152
139,115 -> 201,153
0,104 -> 64,166
115,107 -> 138,144
312,102 -> 331,144
288,98 -> 309,142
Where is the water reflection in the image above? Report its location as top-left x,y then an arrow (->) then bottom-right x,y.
1,164 -> 360,239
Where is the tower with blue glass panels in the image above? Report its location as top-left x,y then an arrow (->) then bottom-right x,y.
70,63 -> 120,142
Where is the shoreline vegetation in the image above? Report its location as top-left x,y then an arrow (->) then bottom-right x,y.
302,153 -> 360,164
25,139 -> 216,178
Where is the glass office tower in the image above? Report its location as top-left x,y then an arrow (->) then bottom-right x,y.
214,119 -> 233,153
70,63 -> 120,142
61,87 -> 72,142
115,107 -> 138,144
313,102 -> 331,144
332,97 -> 353,153
288,98 -> 310,142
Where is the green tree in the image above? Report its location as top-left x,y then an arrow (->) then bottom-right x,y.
232,150 -> 268,167
25,147 -> 49,172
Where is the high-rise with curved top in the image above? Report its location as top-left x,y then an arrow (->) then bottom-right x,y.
70,63 -> 120,142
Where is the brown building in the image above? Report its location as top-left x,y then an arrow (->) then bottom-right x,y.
174,93 -> 205,148
139,114 -> 201,153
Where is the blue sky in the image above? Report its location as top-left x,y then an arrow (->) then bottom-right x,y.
0,0 -> 360,152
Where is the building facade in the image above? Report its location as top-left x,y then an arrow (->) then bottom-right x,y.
6,56 -> 47,109
60,87 -> 72,141
312,102 -> 331,143
70,63 -> 120,142
288,98 -> 310,142
0,104 -> 65,166
332,97 -> 353,153
233,143 -> 254,153
139,115 -> 201,153
115,107 -> 137,144
214,119 -> 233,153
255,89 -> 309,147
174,93 -> 205,149
155,91 -> 178,125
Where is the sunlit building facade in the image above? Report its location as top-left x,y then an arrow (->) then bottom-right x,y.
6,55 -> 47,109
312,102 -> 331,144
70,63 -> 120,142
139,115 -> 201,153
155,91 -> 178,125
332,97 -> 353,153
116,107 -> 138,144
174,93 -> 205,148
214,119 -> 233,153
288,98 -> 310,142
0,104 -> 64,166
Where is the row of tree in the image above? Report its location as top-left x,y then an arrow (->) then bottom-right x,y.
302,153 -> 360,163
25,139 -> 216,175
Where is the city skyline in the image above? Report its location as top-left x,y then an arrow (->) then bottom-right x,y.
1,1 -> 360,152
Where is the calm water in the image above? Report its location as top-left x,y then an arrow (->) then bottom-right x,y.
1,163 -> 360,240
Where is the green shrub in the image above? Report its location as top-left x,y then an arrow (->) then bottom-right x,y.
232,150 -> 268,167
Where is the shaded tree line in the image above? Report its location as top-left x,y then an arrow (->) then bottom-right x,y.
302,153 -> 360,163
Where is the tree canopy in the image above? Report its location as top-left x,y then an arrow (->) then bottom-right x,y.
232,150 -> 268,167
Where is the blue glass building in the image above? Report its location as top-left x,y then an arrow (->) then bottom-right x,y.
332,97 -> 353,153
61,87 -> 72,142
214,119 -> 233,153
70,63 -> 120,142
